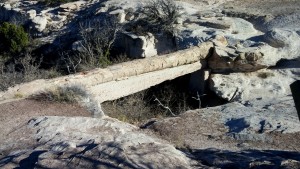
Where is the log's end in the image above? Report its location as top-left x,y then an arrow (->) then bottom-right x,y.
196,41 -> 215,60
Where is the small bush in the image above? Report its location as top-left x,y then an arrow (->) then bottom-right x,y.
257,72 -> 274,79
60,18 -> 122,74
139,0 -> 180,35
31,85 -> 89,103
0,53 -> 61,91
0,22 -> 29,54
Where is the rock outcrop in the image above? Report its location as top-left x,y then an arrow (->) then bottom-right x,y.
0,116 -> 192,169
209,59 -> 300,104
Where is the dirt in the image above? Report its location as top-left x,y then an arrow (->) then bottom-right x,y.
0,99 -> 91,155
221,0 -> 300,16
182,0 -> 300,16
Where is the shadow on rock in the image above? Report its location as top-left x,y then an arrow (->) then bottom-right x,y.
180,148 -> 300,169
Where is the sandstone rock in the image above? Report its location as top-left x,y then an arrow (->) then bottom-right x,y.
32,15 -> 48,32
59,1 -> 86,12
210,34 -> 228,47
201,18 -> 232,29
208,45 -> 281,73
231,18 -> 257,34
208,46 -> 236,72
118,32 -> 157,58
22,116 -> 191,168
264,29 -> 300,48
208,46 -> 267,73
26,9 -> 36,19
125,12 -> 134,21
209,66 -> 300,105
3,3 -> 11,10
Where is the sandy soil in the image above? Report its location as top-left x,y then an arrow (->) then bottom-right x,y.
182,0 -> 300,16
221,0 -> 300,16
0,99 -> 91,154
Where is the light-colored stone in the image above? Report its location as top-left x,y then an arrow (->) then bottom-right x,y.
210,34 -> 228,47
231,18 -> 257,34
209,67 -> 300,104
264,28 -> 300,48
125,12 -> 134,21
59,1 -> 86,12
92,62 -> 202,102
26,9 -> 36,19
32,15 -> 48,32
0,42 -> 213,103
201,18 -> 232,29
24,116 -> 192,168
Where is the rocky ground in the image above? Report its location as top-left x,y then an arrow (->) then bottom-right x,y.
0,0 -> 300,168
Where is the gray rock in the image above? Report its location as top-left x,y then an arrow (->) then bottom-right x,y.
24,116 -> 192,169
209,67 -> 300,104
264,29 -> 300,48
32,15 -> 48,32
208,46 -> 267,73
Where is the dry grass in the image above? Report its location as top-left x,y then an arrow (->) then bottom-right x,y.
102,75 -> 199,125
257,72 -> 274,79
30,85 -> 88,103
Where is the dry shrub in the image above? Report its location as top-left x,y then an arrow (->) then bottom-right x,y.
257,72 -> 275,79
30,85 -> 88,103
0,53 -> 60,91
102,76 -> 198,125
139,0 -> 180,35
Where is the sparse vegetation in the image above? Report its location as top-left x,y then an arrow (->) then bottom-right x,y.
60,17 -> 122,73
102,75 -> 199,125
142,0 -> 180,34
129,0 -> 180,36
0,51 -> 61,91
30,85 -> 89,103
30,85 -> 104,117
257,72 -> 275,79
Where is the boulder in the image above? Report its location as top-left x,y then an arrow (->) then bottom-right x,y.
11,116 -> 191,169
125,12 -> 134,21
59,1 -> 86,12
209,66 -> 300,105
264,29 -> 300,48
210,34 -> 228,47
208,46 -> 267,72
231,18 -> 257,34
32,15 -> 48,32
26,9 -> 36,19
117,32 -> 157,58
